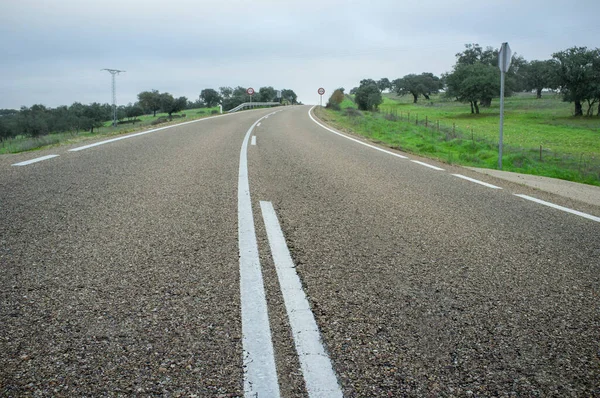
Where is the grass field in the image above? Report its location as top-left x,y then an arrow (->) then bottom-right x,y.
0,107 -> 220,154
317,93 -> 600,186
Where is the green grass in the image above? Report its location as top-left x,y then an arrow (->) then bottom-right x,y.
316,94 -> 600,186
0,107 -> 220,154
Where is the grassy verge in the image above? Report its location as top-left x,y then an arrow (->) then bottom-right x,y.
0,107 -> 220,154
316,98 -> 600,186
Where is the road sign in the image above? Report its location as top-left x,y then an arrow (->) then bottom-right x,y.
247,87 -> 255,96
318,88 -> 325,95
276,90 -> 282,99
498,43 -> 512,73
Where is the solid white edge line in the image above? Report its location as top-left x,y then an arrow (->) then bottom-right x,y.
410,160 -> 444,171
238,117 -> 281,397
308,106 -> 408,159
452,174 -> 502,189
251,136 -> 257,146
12,154 -> 59,166
514,194 -> 600,223
260,201 -> 343,398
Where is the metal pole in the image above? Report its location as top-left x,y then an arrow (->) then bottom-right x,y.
499,71 -> 505,169
111,73 -> 117,127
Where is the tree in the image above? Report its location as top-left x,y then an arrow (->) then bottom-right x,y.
125,103 -> 144,123
258,86 -> 277,102
219,86 -> 233,99
377,78 -> 392,93
326,89 -> 345,109
138,90 -> 161,116
281,89 -> 297,104
445,63 -> 500,114
553,46 -> 600,116
392,73 -> 442,103
200,88 -> 222,107
521,60 -> 560,98
160,93 -> 187,117
354,80 -> 382,111
82,103 -> 110,133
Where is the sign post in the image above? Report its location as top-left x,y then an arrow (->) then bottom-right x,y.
318,87 -> 325,106
498,42 -> 512,170
247,87 -> 255,105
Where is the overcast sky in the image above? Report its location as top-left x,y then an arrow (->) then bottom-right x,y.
1,0 -> 599,109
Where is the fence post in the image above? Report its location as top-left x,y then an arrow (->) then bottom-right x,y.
540,145 -> 542,161
416,114 -> 418,125
437,120 -> 439,132
425,115 -> 428,127
453,123 -> 456,136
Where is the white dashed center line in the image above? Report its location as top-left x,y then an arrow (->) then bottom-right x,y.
251,136 -> 257,146
452,174 -> 502,189
514,194 -> 600,223
12,155 -> 59,166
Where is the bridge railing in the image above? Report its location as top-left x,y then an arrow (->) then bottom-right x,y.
227,102 -> 281,113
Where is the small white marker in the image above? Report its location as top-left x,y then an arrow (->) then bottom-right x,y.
257,122 -> 261,127
410,160 -> 444,171
452,174 -> 502,189
514,194 -> 600,223
12,154 -> 59,166
251,136 -> 257,146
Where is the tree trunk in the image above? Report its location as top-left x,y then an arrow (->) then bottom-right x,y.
574,101 -> 583,116
597,101 -> 600,116
536,88 -> 542,99
474,100 -> 480,114
470,101 -> 474,114
423,93 -> 430,100
153,110 -> 157,117
412,93 -> 418,103
480,98 -> 492,107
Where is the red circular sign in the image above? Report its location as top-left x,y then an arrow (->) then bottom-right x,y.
318,87 -> 325,95
247,87 -> 255,96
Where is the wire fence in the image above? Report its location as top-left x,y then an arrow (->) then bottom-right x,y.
379,108 -> 600,184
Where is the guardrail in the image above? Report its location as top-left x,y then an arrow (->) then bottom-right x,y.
227,102 -> 281,113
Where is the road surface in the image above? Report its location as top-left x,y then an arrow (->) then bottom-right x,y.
1,106 -> 599,396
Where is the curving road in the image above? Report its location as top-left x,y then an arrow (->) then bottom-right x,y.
1,106 -> 599,396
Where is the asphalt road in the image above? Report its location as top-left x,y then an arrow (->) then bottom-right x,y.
1,106 -> 599,397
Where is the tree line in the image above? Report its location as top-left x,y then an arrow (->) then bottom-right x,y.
345,44 -> 600,116
0,86 -> 298,142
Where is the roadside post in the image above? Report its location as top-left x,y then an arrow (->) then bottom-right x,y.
318,87 -> 325,106
247,87 -> 255,107
498,42 -> 512,169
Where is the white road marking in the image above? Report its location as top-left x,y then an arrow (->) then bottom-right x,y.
308,106 -> 408,160
257,122 -> 261,127
251,136 -> 257,146
514,194 -> 600,223
452,174 -> 502,189
260,201 -> 343,398
12,154 -> 59,166
238,117 -> 281,397
410,160 -> 444,171
69,113 -> 233,152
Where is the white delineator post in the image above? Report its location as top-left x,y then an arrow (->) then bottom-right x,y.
498,42 -> 512,170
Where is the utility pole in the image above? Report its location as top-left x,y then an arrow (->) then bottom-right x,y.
102,69 -> 125,127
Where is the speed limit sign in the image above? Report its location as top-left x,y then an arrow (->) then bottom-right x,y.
247,87 -> 255,96
318,87 -> 325,95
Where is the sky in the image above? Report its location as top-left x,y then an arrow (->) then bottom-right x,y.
1,0 -> 599,109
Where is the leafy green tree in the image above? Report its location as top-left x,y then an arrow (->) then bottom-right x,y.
521,60 -> 560,98
83,103 -> 111,133
377,78 -> 392,93
200,88 -> 222,107
354,80 -> 382,111
125,103 -> 144,123
258,86 -> 277,102
553,46 -> 600,116
392,73 -> 442,103
281,89 -> 298,104
138,90 -> 162,116
160,93 -> 187,117
219,86 -> 233,99
445,63 -> 500,114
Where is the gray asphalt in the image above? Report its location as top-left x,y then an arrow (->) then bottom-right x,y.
1,106 -> 599,397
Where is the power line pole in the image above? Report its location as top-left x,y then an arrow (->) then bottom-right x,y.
101,69 -> 125,127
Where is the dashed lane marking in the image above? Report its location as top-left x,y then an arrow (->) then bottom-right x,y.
251,136 -> 257,146
12,155 -> 59,166
514,194 -> 600,223
260,201 -> 343,398
410,160 -> 444,171
452,174 -> 502,189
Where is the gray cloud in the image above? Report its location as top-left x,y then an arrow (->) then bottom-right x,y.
1,0 -> 599,108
